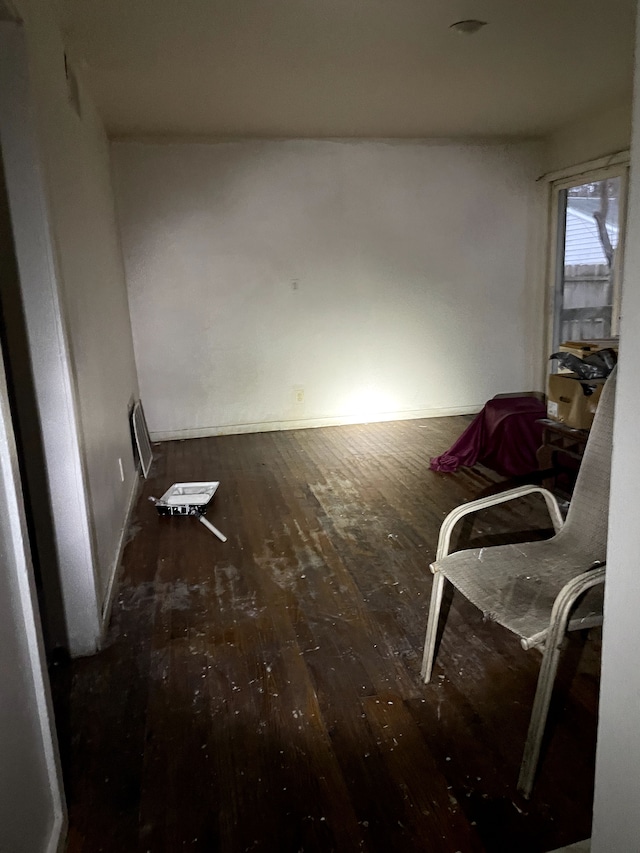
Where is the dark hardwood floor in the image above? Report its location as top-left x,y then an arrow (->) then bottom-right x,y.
51,416 -> 600,853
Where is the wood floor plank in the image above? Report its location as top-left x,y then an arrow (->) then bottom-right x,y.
51,415 -> 598,852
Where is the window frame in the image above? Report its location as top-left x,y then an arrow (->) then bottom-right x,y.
544,156 -> 629,369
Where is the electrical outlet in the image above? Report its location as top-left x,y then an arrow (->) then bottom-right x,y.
118,457 -> 125,482
295,389 -> 304,404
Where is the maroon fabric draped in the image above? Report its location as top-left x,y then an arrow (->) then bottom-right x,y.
430,396 -> 546,477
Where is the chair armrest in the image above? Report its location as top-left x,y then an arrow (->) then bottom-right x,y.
521,564 -> 606,651
435,485 -> 564,561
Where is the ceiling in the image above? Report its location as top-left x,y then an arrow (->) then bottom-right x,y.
57,0 -> 637,139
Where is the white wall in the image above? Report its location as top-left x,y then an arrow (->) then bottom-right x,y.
1,0 -> 139,653
16,0 -> 140,605
591,6 -> 640,848
38,61 -> 140,604
542,96 -> 632,174
113,139 -> 542,439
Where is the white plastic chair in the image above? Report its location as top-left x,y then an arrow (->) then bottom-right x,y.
421,368 -> 616,798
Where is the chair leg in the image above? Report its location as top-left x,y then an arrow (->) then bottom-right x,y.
516,568 -> 605,798
517,636 -> 563,798
421,571 -> 446,683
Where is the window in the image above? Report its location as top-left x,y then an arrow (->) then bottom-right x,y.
549,164 -> 628,354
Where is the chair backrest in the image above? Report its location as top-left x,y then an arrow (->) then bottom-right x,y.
562,366 -> 617,560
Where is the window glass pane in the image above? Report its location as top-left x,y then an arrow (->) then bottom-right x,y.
555,176 -> 621,348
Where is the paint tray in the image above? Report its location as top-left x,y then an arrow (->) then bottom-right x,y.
155,481 -> 220,517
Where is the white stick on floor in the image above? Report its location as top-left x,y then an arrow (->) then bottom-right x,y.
198,514 -> 227,542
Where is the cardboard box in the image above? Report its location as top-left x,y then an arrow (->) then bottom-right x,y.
547,373 -> 606,430
559,338 -> 619,357
556,339 -> 619,374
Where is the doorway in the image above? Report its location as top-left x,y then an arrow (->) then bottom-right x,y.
0,146 -> 68,655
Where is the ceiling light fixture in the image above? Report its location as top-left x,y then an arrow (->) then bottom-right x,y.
449,19 -> 487,35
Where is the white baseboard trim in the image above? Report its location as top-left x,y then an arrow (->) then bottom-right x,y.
150,405 -> 482,442
100,473 -> 140,635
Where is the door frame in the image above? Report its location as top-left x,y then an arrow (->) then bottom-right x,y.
0,21 -> 102,656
